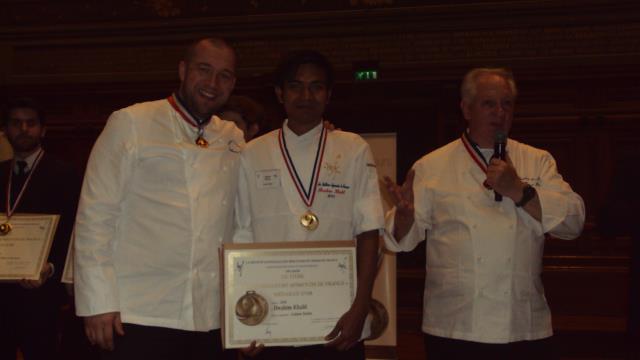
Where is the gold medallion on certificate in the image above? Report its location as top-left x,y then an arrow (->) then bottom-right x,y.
235,290 -> 269,326
0,222 -> 12,235
278,125 -> 328,232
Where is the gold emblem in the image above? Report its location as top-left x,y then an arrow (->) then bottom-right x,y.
300,211 -> 319,231
323,154 -> 342,178
235,290 -> 269,326
195,136 -> 209,148
0,222 -> 12,235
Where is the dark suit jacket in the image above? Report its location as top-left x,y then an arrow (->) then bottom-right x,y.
0,153 -> 81,304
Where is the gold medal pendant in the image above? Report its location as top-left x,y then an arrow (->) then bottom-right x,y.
195,136 -> 209,148
300,211 -> 319,231
0,222 -> 12,235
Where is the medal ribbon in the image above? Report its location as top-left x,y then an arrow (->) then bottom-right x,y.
278,126 -> 328,208
5,149 -> 45,220
461,131 -> 489,173
167,94 -> 206,140
461,132 -> 494,189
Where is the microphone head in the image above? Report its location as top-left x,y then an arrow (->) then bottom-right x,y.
495,131 -> 507,144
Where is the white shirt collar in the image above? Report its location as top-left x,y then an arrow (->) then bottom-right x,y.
282,119 -> 323,144
14,147 -> 43,173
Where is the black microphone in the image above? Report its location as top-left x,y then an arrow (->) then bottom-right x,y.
493,131 -> 507,202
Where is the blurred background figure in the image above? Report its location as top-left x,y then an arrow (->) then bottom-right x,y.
0,131 -> 13,162
220,95 -> 265,142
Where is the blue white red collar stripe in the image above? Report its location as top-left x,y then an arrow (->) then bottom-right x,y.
167,94 -> 200,128
461,131 -> 488,173
278,126 -> 328,208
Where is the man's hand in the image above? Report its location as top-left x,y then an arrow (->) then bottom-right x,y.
384,169 -> 415,240
19,262 -> 53,289
239,340 -> 264,358
324,301 -> 369,351
486,157 -> 525,201
487,157 -> 542,220
84,312 -> 125,351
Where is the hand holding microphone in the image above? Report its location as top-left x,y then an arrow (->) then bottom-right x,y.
492,132 -> 507,202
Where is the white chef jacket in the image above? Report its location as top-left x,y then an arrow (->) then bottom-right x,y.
384,137 -> 585,343
74,99 -> 244,331
233,121 -> 384,243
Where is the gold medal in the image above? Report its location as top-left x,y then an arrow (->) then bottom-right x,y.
279,126 -> 328,232
300,211 -> 319,231
235,290 -> 269,326
0,222 -> 12,235
195,136 -> 209,148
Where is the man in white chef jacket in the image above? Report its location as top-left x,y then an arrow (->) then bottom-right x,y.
73,37 -> 244,359
384,68 -> 585,359
233,50 -> 384,359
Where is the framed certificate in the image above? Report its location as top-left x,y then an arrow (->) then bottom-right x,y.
221,241 -> 357,349
0,213 -> 59,281
61,230 -> 74,284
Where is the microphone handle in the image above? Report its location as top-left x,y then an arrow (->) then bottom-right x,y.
494,142 -> 506,202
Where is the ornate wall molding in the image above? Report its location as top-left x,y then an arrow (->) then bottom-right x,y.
2,1 -> 639,86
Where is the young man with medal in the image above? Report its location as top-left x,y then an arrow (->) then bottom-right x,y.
74,38 -> 244,359
383,68 -> 586,359
233,50 -> 384,359
0,98 -> 81,359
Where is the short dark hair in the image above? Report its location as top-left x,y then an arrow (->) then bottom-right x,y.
220,95 -> 265,128
2,98 -> 45,126
183,37 -> 236,63
274,50 -> 334,89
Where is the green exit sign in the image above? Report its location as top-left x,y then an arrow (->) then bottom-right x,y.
355,70 -> 378,81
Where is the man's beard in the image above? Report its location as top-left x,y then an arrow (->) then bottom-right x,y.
8,135 -> 41,154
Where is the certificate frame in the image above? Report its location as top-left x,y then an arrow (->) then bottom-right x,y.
61,230 -> 74,284
221,241 -> 356,349
0,213 -> 59,281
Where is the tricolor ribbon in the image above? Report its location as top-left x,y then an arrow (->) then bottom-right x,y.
5,149 -> 45,220
278,126 -> 328,208
167,93 -> 207,142
460,132 -> 492,189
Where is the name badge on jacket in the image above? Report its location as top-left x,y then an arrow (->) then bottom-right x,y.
256,169 -> 281,189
